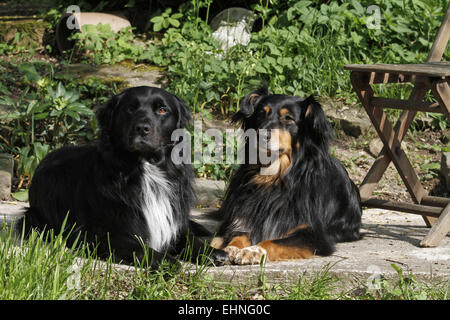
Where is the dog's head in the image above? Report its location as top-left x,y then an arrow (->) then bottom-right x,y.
97,86 -> 191,156
233,85 -> 333,184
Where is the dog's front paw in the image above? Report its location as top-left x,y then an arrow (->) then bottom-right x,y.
232,245 -> 267,265
223,245 -> 240,264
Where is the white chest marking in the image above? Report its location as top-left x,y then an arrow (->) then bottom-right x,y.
140,161 -> 177,252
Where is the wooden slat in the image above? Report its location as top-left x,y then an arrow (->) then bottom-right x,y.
368,72 -> 418,84
370,97 -> 441,113
426,4 -> 450,62
344,62 -> 450,77
361,198 -> 442,217
421,195 -> 450,208
420,203 -> 450,247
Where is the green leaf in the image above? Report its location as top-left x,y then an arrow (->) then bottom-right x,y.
153,22 -> 162,32
0,96 -> 15,106
254,64 -> 267,73
421,162 -> 440,170
11,189 -> 29,202
351,0 -> 364,15
34,143 -> 50,160
350,31 -> 363,45
55,82 -> 66,98
0,111 -> 21,120
18,64 -> 41,82
169,18 -> 180,28
150,16 -> 164,23
33,112 -> 49,120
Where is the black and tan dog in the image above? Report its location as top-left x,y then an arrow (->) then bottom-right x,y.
211,85 -> 362,264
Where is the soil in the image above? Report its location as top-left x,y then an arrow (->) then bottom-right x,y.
331,128 -> 449,202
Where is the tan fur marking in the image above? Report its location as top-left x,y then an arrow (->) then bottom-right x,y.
258,240 -> 313,261
227,234 -> 252,249
305,104 -> 313,118
277,129 -> 292,154
263,105 -> 271,116
284,224 -> 308,237
279,108 -> 292,117
210,237 -> 224,249
251,129 -> 293,187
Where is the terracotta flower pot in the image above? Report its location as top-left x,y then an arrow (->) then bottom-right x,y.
55,12 -> 131,53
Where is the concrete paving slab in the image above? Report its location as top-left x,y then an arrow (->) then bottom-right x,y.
191,208 -> 450,288
1,201 -> 449,289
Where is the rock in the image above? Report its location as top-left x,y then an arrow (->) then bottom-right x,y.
0,18 -> 46,47
193,115 -> 237,132
0,154 -> 13,200
319,99 -> 373,138
367,138 -> 408,158
368,138 -> 384,157
194,178 -> 226,208
441,152 -> 450,191
0,201 -> 27,224
340,118 -> 371,138
57,63 -> 165,89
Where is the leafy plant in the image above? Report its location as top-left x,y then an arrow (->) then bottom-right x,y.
69,24 -> 146,64
16,142 -> 50,190
0,79 -> 94,182
150,8 -> 183,32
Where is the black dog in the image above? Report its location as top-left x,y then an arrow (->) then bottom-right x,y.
211,85 -> 362,264
18,86 -> 227,268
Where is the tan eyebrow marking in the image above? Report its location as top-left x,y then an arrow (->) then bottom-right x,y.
280,108 -> 293,117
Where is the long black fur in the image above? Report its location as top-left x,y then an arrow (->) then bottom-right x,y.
18,86 -> 227,268
216,85 -> 362,257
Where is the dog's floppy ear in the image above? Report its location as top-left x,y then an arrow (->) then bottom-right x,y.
174,96 -> 192,128
96,92 -> 124,131
232,84 -> 270,124
300,95 -> 333,148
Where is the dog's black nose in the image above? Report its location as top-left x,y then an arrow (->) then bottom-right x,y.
135,123 -> 151,136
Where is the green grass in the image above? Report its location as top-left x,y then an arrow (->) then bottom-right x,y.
0,222 -> 448,300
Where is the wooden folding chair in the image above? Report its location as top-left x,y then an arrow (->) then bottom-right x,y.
344,4 -> 450,247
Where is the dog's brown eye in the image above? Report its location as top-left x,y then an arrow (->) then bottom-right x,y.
285,115 -> 295,122
283,115 -> 296,124
157,106 -> 168,115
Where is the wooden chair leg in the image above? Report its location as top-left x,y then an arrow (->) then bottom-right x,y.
350,72 -> 427,204
359,81 -> 429,200
420,203 -> 450,247
359,110 -> 417,199
431,79 -> 450,120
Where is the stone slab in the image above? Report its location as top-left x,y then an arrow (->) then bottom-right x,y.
0,154 -> 13,201
190,208 -> 450,288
